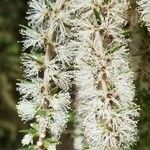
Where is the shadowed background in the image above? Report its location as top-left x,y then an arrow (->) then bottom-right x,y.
0,0 -> 150,150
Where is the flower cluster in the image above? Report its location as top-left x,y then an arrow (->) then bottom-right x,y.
71,0 -> 139,149
137,0 -> 150,32
17,0 -> 140,149
17,0 -> 72,149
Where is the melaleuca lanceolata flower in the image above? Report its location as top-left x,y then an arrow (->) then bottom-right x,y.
70,0 -> 139,149
17,0 -> 140,149
17,0 -> 72,149
137,0 -> 150,32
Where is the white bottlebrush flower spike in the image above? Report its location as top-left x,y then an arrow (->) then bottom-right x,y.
17,0 -> 140,149
17,0 -> 72,149
71,0 -> 139,149
137,0 -> 150,31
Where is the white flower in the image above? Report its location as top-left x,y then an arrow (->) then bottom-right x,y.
70,0 -> 91,13
17,100 -> 36,121
54,0 -> 65,11
55,44 -> 73,65
46,60 -> 71,90
37,117 -> 49,132
20,26 -> 45,50
46,18 -> 67,44
51,110 -> 68,137
50,92 -> 70,111
21,54 -> 43,78
75,69 -> 99,101
50,92 -> 70,137
72,0 -> 139,149
47,60 -> 60,79
27,0 -> 50,26
17,78 -> 43,105
53,71 -> 71,90
22,134 -> 33,146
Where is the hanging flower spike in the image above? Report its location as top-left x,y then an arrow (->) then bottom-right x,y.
137,0 -> 150,32
17,0 -> 72,149
71,0 -> 139,149
17,0 -> 140,149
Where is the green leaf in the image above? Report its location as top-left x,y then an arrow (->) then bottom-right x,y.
43,138 -> 60,149
38,109 -> 48,116
30,123 -> 39,130
19,128 -> 37,135
37,108 -> 53,116
45,138 -> 59,145
121,29 -> 131,37
106,44 -> 126,54
50,87 -> 60,95
27,53 -> 44,64
18,145 -> 36,150
93,8 -> 101,25
103,0 -> 110,4
68,112 -> 75,123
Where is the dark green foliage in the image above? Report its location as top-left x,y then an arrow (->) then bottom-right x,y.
93,8 -> 101,25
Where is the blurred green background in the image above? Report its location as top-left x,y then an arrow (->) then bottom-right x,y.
0,0 -> 150,150
0,0 -> 27,149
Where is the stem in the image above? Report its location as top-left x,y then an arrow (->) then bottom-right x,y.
37,44 -> 55,150
43,44 -> 54,95
101,71 -> 108,100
